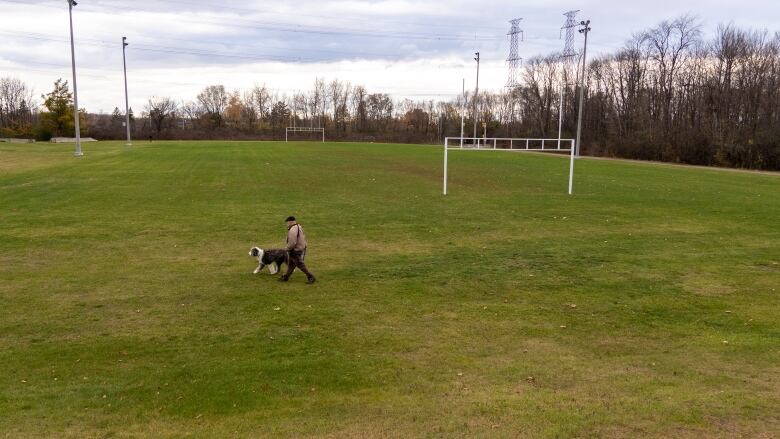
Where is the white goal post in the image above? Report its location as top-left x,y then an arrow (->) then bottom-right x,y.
285,127 -> 325,143
443,137 -> 577,196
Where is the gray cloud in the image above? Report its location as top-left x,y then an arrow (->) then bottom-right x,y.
1,0 -> 778,111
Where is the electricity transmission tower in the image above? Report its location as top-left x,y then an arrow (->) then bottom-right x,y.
561,10 -> 580,62
506,18 -> 523,89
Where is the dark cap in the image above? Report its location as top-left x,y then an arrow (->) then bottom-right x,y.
285,216 -> 296,222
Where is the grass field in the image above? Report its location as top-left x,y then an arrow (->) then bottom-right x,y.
1,140 -> 778,438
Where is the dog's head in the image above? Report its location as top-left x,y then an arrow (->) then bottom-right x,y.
249,247 -> 264,259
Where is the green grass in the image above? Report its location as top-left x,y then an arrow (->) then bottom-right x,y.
1,140 -> 778,438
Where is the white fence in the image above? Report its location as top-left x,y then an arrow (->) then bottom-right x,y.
443,137 -> 577,196
285,127 -> 325,143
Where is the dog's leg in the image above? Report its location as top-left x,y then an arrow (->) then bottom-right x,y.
254,264 -> 265,274
269,263 -> 279,275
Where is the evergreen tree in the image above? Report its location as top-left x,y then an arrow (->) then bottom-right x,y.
40,79 -> 74,137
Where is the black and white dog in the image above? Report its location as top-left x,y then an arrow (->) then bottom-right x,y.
248,247 -> 288,275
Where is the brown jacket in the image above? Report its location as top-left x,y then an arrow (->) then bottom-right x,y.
286,223 -> 307,252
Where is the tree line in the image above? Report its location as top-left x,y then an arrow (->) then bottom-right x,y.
1,16 -> 778,170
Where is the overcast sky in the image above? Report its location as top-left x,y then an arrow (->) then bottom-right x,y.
1,0 -> 778,113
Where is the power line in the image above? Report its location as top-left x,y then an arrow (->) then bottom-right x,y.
0,29 -> 510,67
0,0 -> 504,42
0,29 -> 421,64
99,0 -> 500,33
0,31 -> 316,63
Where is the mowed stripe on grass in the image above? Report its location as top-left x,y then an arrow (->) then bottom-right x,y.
0,141 -> 778,438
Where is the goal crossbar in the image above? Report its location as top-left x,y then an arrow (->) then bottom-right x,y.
443,137 -> 577,196
285,127 -> 325,143
445,137 -> 574,151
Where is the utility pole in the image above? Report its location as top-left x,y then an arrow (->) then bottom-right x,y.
472,52 -> 480,146
67,0 -> 82,157
122,36 -> 132,146
559,10 -> 579,150
575,20 -> 591,158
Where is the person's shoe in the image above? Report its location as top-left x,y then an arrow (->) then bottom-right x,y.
278,276 -> 289,282
307,277 -> 317,284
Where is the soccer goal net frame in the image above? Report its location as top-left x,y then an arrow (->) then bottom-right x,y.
443,137 -> 577,196
285,127 -> 325,143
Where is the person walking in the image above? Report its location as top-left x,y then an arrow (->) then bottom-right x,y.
280,216 -> 316,284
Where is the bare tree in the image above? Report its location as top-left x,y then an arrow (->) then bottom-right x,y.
641,15 -> 702,134
0,77 -> 35,135
521,55 -> 558,136
145,97 -> 177,135
197,85 -> 228,127
248,84 -> 270,123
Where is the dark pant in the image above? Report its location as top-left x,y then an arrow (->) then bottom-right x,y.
283,250 -> 314,279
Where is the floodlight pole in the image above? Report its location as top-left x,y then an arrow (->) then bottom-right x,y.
472,52 -> 480,147
459,78 -> 465,148
557,67 -> 564,150
575,20 -> 591,158
68,0 -> 82,157
122,36 -> 132,146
